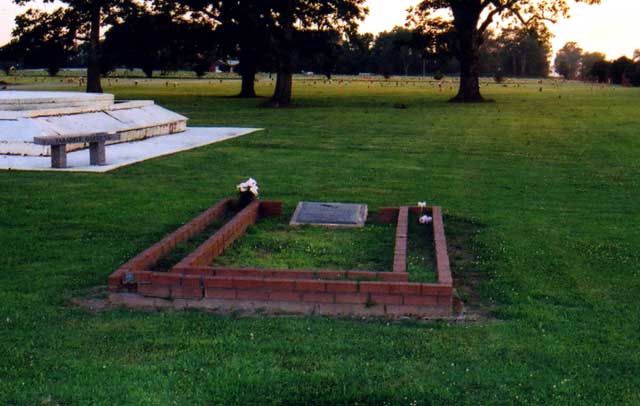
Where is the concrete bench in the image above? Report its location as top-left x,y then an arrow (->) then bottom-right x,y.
33,132 -> 121,168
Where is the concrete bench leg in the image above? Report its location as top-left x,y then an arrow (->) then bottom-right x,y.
51,144 -> 67,168
89,141 -> 106,165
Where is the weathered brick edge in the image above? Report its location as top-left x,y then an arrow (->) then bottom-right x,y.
378,205 -> 452,285
108,199 -> 283,292
108,198 -> 231,292
108,201 -> 454,318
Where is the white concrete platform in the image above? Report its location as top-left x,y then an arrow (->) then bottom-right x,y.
0,127 -> 261,173
0,90 -> 188,156
0,91 -> 114,111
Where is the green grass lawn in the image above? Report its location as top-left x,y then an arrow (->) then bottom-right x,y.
1,77 -> 639,404
215,216 -> 397,273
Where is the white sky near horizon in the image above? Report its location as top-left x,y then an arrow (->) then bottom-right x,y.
1,0 -> 639,60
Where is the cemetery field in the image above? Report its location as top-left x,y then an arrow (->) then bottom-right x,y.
1,77 -> 639,404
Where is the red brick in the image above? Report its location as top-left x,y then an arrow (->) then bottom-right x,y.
171,286 -> 203,300
325,281 -> 358,293
379,273 -> 409,282
262,279 -> 296,291
204,288 -> 237,300
109,272 -> 126,288
404,295 -> 438,306
269,291 -> 301,302
138,284 -> 170,298
394,237 -> 407,254
388,283 -> 421,295
370,294 -> 402,305
213,268 -> 246,278
302,292 -> 334,303
203,278 -> 234,289
237,290 -> 270,301
359,281 -> 390,294
295,280 -> 326,292
317,271 -> 346,280
277,270 -> 314,279
438,295 -> 453,306
172,266 -> 213,276
436,247 -> 452,284
182,275 -> 202,289
232,278 -> 265,290
346,271 -> 379,280
421,284 -> 453,296
393,256 -> 407,273
335,293 -> 369,304
152,273 -> 182,286
218,268 -> 264,278
132,271 -> 153,283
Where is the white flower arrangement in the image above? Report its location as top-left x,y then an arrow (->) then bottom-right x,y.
237,178 -> 259,197
417,201 -> 431,224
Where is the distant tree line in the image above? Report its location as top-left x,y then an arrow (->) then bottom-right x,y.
554,42 -> 640,86
0,0 -> 368,105
1,0 -> 628,104
0,17 -> 552,81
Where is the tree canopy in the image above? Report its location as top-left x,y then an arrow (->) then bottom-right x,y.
408,0 -> 602,101
13,0 -> 137,92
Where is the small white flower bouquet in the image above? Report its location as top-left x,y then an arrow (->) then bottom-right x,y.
417,201 -> 432,224
236,178 -> 259,207
237,178 -> 259,196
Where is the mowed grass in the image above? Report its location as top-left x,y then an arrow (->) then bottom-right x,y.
0,76 -> 639,404
214,216 -> 396,272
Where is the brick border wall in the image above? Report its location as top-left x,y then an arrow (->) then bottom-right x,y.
108,200 -> 454,319
108,198 -> 231,292
379,206 -> 452,286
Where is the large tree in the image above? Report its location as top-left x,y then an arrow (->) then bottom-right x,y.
9,8 -> 81,76
183,0 -> 273,98
14,0 -> 134,93
579,51 -> 606,80
102,3 -> 217,78
371,27 -> 420,77
554,41 -> 582,79
268,0 -> 368,106
498,26 -> 551,77
408,0 -> 601,102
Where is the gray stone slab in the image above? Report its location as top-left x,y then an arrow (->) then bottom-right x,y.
290,202 -> 368,228
89,141 -> 106,165
34,132 -> 121,145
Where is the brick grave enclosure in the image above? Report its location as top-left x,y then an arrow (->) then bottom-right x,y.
108,199 -> 454,318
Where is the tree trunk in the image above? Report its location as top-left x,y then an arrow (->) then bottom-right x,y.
451,4 -> 483,102
452,28 -> 483,102
271,71 -> 292,106
237,39 -> 258,98
86,1 -> 103,93
270,0 -> 294,107
238,55 -> 257,98
239,68 -> 257,98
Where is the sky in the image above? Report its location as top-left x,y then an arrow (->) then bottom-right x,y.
1,0 -> 639,60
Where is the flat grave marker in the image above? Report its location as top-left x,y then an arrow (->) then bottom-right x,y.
289,202 -> 368,228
